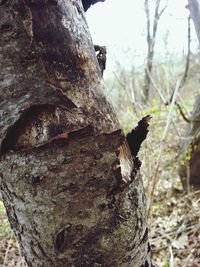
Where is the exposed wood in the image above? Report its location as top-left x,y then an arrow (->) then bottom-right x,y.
0,0 -> 151,266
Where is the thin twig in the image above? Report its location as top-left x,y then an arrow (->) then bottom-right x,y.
163,79 -> 181,139
3,231 -> 14,267
146,66 -> 167,104
111,71 -> 141,116
180,15 -> 191,87
176,102 -> 191,123
176,102 -> 200,123
169,246 -> 174,267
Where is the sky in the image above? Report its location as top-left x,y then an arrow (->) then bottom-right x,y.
85,0 -> 199,73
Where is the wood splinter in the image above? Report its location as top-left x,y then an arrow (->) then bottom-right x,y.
126,115 -> 152,168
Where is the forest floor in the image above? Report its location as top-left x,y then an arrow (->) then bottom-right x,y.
0,103 -> 200,267
139,103 -> 200,267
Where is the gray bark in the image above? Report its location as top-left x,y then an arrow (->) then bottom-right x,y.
0,0 -> 151,266
188,0 -> 200,44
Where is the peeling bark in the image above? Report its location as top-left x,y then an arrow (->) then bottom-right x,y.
0,0 -> 151,266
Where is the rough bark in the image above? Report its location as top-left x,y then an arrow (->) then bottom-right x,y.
0,0 -> 151,266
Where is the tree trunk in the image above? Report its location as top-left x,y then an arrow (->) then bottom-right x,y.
179,0 -> 200,188
188,0 -> 200,44
179,95 -> 200,188
0,0 -> 151,266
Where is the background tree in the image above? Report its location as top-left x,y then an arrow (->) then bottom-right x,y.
179,0 -> 200,188
0,0 -> 151,266
188,0 -> 200,44
143,0 -> 167,102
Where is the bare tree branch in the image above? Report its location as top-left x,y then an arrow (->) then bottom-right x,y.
176,102 -> 200,123
146,65 -> 167,104
158,0 -> 168,18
